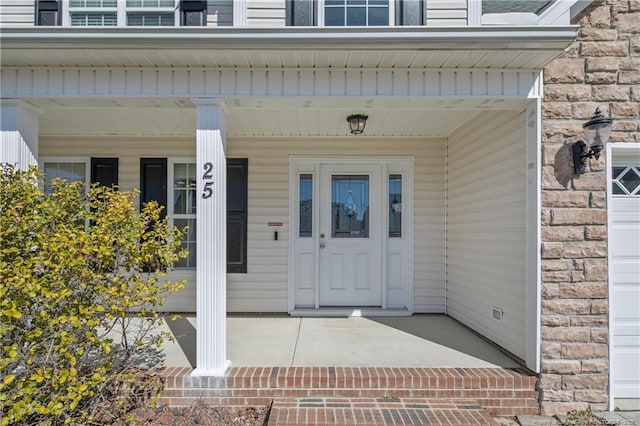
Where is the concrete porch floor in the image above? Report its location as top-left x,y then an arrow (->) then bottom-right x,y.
160,314 -> 522,369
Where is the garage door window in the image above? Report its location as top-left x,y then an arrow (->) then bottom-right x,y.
612,166 -> 640,196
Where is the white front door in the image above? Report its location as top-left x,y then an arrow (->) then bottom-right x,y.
318,164 -> 383,306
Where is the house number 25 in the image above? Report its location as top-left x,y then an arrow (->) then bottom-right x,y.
202,162 -> 214,199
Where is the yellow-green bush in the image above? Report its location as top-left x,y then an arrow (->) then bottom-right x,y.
0,166 -> 186,425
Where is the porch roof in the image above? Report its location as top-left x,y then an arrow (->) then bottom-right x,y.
1,26 -> 578,70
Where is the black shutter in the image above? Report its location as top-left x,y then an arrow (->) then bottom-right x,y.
91,158 -> 118,188
286,0 -> 316,26
396,0 -> 424,26
227,159 -> 248,273
36,0 -> 61,26
181,0 -> 206,26
140,158 -> 168,218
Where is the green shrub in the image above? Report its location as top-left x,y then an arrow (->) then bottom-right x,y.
0,165 -> 186,425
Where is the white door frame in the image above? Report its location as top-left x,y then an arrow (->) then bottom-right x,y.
288,156 -> 414,314
607,142 -> 640,410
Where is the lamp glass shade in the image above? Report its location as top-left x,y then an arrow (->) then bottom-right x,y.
347,114 -> 368,134
583,107 -> 612,150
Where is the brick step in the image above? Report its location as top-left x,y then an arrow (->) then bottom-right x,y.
268,397 -> 500,425
159,366 -> 539,417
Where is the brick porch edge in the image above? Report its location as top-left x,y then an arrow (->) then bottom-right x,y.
158,366 -> 539,417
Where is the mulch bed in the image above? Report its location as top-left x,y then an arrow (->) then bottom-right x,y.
130,400 -> 271,425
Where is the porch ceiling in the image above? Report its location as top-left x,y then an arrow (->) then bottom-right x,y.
1,26 -> 578,69
32,97 -> 527,138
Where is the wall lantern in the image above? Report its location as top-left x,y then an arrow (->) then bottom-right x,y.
347,114 -> 368,135
572,107 -> 612,175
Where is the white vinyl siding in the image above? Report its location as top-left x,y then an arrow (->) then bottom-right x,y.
39,135 -> 446,313
246,0 -> 285,27
446,109 -> 527,359
426,0 -> 468,26
39,137 -> 197,312
228,137 -> 446,313
0,0 -> 34,27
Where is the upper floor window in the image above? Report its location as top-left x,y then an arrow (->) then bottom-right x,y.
68,0 -> 117,26
67,0 -> 177,26
324,0 -> 391,26
287,0 -> 422,27
38,0 -> 206,26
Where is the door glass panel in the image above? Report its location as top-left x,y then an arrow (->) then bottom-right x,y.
173,163 -> 196,215
332,175 -> 369,238
389,174 -> 402,238
299,174 -> 313,237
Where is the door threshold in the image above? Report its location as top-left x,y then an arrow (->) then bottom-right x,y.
290,307 -> 412,317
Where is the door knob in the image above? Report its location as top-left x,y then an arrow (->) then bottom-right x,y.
320,242 -> 326,249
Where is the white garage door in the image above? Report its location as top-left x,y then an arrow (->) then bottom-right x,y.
611,153 -> 640,400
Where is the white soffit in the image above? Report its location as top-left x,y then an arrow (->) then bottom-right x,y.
0,26 -> 578,70
33,97 -> 525,138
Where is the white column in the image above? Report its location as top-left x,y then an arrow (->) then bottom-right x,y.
191,99 -> 230,377
525,96 -> 542,374
1,100 -> 40,170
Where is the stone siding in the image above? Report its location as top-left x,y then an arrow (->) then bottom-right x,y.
540,0 -> 639,415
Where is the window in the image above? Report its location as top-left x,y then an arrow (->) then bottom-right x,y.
325,0 -> 390,26
63,0 -> 205,26
42,157 -> 118,192
612,165 -> 640,196
299,174 -> 313,237
43,159 -> 89,192
389,174 -> 402,237
140,158 -> 248,272
170,161 -> 197,268
126,0 -> 175,26
68,0 -> 117,26
287,0 -> 423,26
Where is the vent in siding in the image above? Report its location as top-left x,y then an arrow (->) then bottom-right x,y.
492,306 -> 503,321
